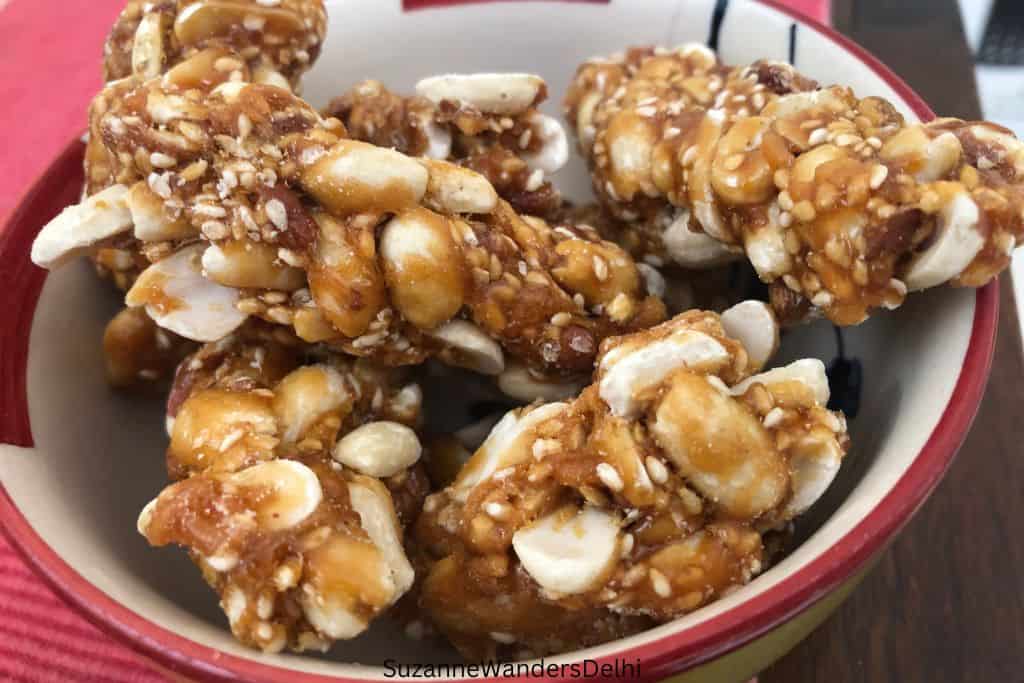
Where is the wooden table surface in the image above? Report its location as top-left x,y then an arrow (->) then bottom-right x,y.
764,1 -> 1024,681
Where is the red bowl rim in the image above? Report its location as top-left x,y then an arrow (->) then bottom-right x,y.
0,2 -> 1000,682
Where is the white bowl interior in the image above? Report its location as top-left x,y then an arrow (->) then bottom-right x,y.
0,0 -> 976,679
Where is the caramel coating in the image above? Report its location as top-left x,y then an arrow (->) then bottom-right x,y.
326,79 -> 563,218
143,325 -> 428,652
566,45 -> 1024,324
77,71 -> 664,375
89,1 -> 327,289
103,0 -> 327,86
102,306 -> 195,388
415,309 -> 848,660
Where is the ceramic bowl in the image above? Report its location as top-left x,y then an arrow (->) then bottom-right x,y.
0,1 -> 998,681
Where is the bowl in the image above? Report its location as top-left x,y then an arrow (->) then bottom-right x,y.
0,0 -> 999,681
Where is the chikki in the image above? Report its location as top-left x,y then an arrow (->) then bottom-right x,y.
33,72 -> 665,378
414,301 -> 848,660
89,0 -> 328,289
138,325 -> 429,652
326,74 -> 569,218
565,45 -> 1024,324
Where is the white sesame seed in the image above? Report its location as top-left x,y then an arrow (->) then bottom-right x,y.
150,152 -> 177,169
763,407 -> 786,429
811,291 -> 834,308
593,255 -> 609,282
148,172 -> 172,198
490,631 -> 517,644
194,203 -> 227,218
550,312 -> 572,326
808,128 -> 829,146
485,501 -> 510,520
620,533 -> 635,558
596,463 -> 624,492
705,375 -> 731,395
243,14 -> 267,31
525,168 -> 545,192
265,198 -> 288,230
869,164 -> 889,190
532,438 -> 558,461
649,569 -> 672,597
644,457 -> 669,485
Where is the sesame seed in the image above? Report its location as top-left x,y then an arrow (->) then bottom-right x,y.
763,407 -> 786,429
620,533 -> 635,558
705,375 -> 730,395
645,457 -> 669,485
596,463 -> 624,492
265,198 -> 288,230
807,128 -> 829,146
243,14 -> 267,31
593,255 -> 609,282
649,569 -> 672,597
194,203 -> 227,218
811,291 -> 834,308
869,164 -> 889,190
148,172 -> 172,198
550,312 -> 572,327
485,501 -> 510,520
525,168 -> 545,192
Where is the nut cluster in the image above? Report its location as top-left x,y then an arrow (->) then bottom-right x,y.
326,75 -> 569,218
139,324 -> 428,652
35,61 -> 664,381
414,302 -> 848,660
89,0 -> 328,290
565,45 -> 1024,324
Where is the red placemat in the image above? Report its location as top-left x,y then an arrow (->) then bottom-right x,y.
0,0 -> 828,681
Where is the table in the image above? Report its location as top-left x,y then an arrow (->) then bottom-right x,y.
763,1 -> 1024,681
